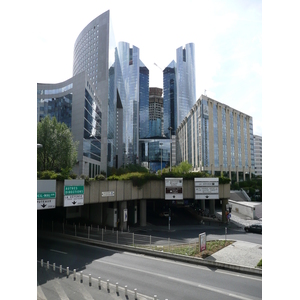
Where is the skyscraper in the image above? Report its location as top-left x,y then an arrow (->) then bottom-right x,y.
149,87 -> 163,137
163,43 -> 196,137
73,11 -> 149,171
163,60 -> 177,138
118,42 -> 149,164
176,43 -> 196,128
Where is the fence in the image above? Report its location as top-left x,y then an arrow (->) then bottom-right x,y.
38,219 -> 200,255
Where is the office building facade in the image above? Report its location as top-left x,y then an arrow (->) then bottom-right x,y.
37,72 -> 102,177
176,94 -> 255,181
73,14 -> 149,171
149,87 -> 164,137
253,135 -> 262,176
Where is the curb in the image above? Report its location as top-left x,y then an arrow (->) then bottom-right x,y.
38,231 -> 262,276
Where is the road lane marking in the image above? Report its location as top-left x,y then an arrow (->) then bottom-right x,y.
96,259 -> 259,299
50,249 -> 67,254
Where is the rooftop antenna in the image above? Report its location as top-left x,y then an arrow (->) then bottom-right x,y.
204,89 -> 207,96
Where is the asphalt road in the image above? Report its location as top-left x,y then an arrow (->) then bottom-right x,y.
37,236 -> 262,300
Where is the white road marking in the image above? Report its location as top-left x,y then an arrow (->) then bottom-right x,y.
50,249 -> 67,254
37,281 -> 47,300
52,279 -> 69,300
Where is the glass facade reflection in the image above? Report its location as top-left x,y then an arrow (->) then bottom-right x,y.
163,61 -> 177,137
37,72 -> 102,177
176,43 -> 196,129
73,13 -> 149,171
139,139 -> 171,173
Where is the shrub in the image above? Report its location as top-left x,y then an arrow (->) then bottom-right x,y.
95,174 -> 105,181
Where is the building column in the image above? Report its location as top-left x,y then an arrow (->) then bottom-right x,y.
222,199 -> 229,223
140,199 -> 147,227
209,199 -> 215,215
229,165 -> 231,181
118,201 -> 127,231
243,166 -> 246,181
236,166 -> 239,183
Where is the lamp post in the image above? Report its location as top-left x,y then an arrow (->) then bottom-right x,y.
159,143 -> 163,174
168,127 -> 172,171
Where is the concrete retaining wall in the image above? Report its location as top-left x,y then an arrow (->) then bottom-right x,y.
52,180 -> 230,207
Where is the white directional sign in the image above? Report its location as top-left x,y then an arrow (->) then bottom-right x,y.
165,178 -> 183,200
101,191 -> 115,197
194,178 -> 219,199
37,180 -> 56,210
64,180 -> 84,207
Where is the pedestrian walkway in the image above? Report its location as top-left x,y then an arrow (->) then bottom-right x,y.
37,262 -> 154,300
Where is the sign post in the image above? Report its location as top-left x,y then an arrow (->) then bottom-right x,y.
199,232 -> 206,252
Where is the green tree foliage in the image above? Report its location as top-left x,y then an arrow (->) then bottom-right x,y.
172,161 -> 193,174
37,116 -> 78,172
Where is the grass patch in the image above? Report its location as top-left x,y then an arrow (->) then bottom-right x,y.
257,259 -> 262,268
142,240 -> 234,259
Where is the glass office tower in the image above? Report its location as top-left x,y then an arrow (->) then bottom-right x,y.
163,60 -> 177,137
37,72 -> 102,177
163,43 -> 196,137
117,42 -> 149,165
176,43 -> 196,128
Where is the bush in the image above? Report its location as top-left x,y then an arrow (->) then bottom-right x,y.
94,174 -> 105,181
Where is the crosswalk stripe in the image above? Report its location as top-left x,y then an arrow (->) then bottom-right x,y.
52,279 -> 69,300
37,281 -> 47,300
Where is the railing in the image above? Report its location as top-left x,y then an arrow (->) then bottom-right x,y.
38,220 -> 200,255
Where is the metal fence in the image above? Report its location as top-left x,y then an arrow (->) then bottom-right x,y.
38,220 -> 199,255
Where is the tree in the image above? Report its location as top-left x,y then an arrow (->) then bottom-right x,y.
172,161 -> 193,174
37,116 -> 78,172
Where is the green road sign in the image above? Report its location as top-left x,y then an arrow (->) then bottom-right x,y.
64,185 -> 84,195
37,192 -> 56,199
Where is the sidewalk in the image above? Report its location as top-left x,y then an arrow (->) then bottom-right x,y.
210,210 -> 262,268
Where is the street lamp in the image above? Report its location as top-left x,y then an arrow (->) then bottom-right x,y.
37,144 -> 43,148
168,127 -> 172,171
159,142 -> 163,174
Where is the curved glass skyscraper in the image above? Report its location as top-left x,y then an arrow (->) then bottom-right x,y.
73,11 -> 149,171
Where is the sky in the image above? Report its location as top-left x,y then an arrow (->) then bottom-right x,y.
36,0 -> 262,136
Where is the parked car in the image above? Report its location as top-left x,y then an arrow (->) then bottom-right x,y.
244,224 -> 262,234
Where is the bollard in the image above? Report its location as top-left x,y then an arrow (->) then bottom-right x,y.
80,271 -> 83,283
41,259 -> 43,267
107,279 -> 110,291
133,233 -> 135,247
117,231 -> 118,244
73,269 -> 76,280
89,274 -> 92,286
116,283 -> 119,294
67,267 -> 69,277
60,265 -> 62,274
102,228 -> 104,241
150,235 -> 152,246
125,285 -> 128,297
53,263 -> 55,271
88,226 -> 90,239
47,261 -> 49,269
134,288 -> 137,299
154,295 -> 157,300
98,277 -> 101,289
